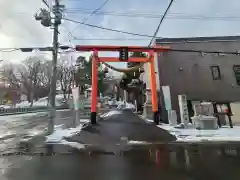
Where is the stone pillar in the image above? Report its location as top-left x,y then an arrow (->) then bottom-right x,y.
143,88 -> 153,120
124,90 -> 127,102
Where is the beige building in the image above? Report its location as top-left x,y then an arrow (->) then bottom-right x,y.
143,36 -> 240,123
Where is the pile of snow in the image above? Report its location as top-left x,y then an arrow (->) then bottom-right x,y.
15,101 -> 30,108
45,124 -> 83,143
125,103 -> 135,109
0,112 -> 47,120
32,97 -> 49,107
160,124 -> 240,142
15,94 -> 66,108
116,101 -> 135,110
100,110 -> 122,118
0,105 -> 12,109
45,123 -> 86,149
107,100 -> 115,106
128,140 -> 149,144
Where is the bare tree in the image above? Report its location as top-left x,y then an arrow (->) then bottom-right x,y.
57,59 -> 74,99
20,57 -> 42,106
1,63 -> 22,106
38,60 -> 52,99
1,63 -> 21,89
1,56 -> 52,106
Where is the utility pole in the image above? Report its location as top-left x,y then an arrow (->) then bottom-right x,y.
35,0 -> 64,134
48,0 -> 60,134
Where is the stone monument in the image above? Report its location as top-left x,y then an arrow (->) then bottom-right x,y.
143,88 -> 154,120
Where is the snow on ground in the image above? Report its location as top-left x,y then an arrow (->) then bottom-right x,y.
45,124 -> 85,149
14,94 -> 66,108
125,103 -> 135,109
0,112 -> 47,121
0,131 -> 17,140
100,110 -> 122,118
45,124 -> 83,143
0,105 -> 12,109
0,112 -> 48,139
27,124 -> 48,137
15,101 -> 30,108
159,124 -> 240,142
106,99 -> 135,110
45,122 -> 87,149
58,140 -> 85,149
142,117 -> 240,142
116,101 -> 135,110
128,140 -> 149,144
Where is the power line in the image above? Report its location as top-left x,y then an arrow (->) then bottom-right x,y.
63,17 -> 159,38
67,0 -> 110,40
1,45 -> 240,56
66,12 -> 240,21
0,49 -> 19,52
149,0 -> 174,46
13,9 -> 240,21
61,25 -> 76,45
169,48 -> 240,55
72,38 -> 151,41
64,8 -> 240,20
0,47 -> 54,52
82,0 -> 110,22
42,0 -> 50,8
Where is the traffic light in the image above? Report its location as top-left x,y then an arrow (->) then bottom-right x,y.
35,8 -> 51,27
119,47 -> 129,61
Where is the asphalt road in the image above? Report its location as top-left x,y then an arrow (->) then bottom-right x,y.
0,109 -> 177,180
67,109 -> 176,153
0,109 -> 78,178
0,109 -> 77,148
1,109 -> 240,180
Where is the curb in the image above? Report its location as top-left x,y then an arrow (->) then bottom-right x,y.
0,110 -> 49,116
0,108 -> 70,116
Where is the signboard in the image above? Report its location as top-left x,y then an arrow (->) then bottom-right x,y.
162,86 -> 172,111
119,47 -> 128,61
213,102 -> 232,115
72,87 -> 79,110
178,94 -> 189,127
233,65 -> 240,85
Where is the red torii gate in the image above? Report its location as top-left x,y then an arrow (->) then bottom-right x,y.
75,45 -> 170,125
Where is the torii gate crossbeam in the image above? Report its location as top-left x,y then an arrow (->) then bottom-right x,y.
75,45 -> 170,125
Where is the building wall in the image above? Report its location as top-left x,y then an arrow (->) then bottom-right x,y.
155,36 -> 240,121
141,53 -> 160,90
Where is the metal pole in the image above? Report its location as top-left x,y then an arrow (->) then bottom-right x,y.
47,0 -> 60,135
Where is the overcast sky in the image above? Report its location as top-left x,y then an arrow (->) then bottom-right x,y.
0,0 -> 240,68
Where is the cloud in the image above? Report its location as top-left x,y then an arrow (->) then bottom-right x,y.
65,0 -> 240,42
1,0 -> 240,69
62,0 -> 240,75
0,0 -> 53,62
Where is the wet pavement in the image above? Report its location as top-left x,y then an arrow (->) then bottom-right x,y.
1,145 -> 240,180
0,109 -> 79,178
0,109 -> 77,151
1,109 -> 240,179
66,109 -> 176,153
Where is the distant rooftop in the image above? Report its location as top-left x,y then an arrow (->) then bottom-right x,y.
155,36 -> 240,44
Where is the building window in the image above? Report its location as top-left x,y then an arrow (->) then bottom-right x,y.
233,65 -> 240,85
210,66 -> 221,80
